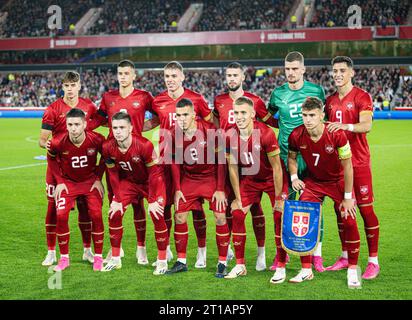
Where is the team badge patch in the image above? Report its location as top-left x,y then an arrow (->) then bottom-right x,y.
346,102 -> 354,109
325,144 -> 334,154
133,102 -> 140,108
282,200 -> 322,256
132,156 -> 140,163
360,185 -> 369,195
87,148 -> 96,156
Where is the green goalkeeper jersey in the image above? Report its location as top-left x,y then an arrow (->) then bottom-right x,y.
268,80 -> 325,163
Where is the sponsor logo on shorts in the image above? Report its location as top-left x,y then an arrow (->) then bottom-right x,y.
325,144 -> 334,154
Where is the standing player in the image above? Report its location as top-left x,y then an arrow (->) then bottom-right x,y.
101,112 -> 169,275
39,71 -> 99,266
224,97 -> 284,279
47,108 -> 105,271
165,98 -> 230,278
325,56 -> 380,280
94,60 -> 155,265
213,62 -> 279,271
267,51 -> 326,272
148,61 -> 214,268
273,97 -> 361,289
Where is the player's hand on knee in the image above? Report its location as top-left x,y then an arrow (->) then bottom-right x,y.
109,201 -> 124,219
174,190 -> 186,211
291,179 -> 305,192
149,201 -> 164,220
212,191 -> 226,212
90,179 -> 105,198
231,198 -> 242,211
54,183 -> 68,201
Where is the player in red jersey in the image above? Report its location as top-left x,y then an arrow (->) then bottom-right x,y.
94,60 -> 155,265
47,108 -> 106,272
38,71 -> 99,267
147,61 -> 214,268
101,112 -> 169,275
213,62 -> 279,271
273,97 -> 361,289
325,56 -> 380,280
223,97 -> 284,279
164,98 -> 230,278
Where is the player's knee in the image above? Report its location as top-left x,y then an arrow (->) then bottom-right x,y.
215,213 -> 226,226
232,209 -> 246,223
174,213 -> 188,224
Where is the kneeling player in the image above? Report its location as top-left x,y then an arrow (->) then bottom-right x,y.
102,112 -> 169,275
166,98 -> 230,278
48,108 -> 106,271
224,96 -> 285,279
273,97 -> 361,289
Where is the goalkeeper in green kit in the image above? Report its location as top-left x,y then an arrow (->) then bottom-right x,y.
267,52 -> 326,272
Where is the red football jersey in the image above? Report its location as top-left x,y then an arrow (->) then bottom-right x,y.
226,121 -> 280,181
102,135 -> 158,184
325,86 -> 373,167
152,88 -> 212,131
171,120 -> 221,177
48,131 -> 105,183
41,98 -> 98,138
288,123 -> 351,182
97,89 -> 154,137
214,91 -> 271,131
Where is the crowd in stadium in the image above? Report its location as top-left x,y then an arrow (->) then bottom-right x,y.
0,66 -> 405,109
194,0 -> 290,31
0,0 -> 410,38
309,0 -> 410,27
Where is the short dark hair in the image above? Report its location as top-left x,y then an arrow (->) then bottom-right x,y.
234,96 -> 254,108
118,59 -> 135,69
301,97 -> 324,111
332,56 -> 354,68
285,51 -> 304,64
164,61 -> 183,72
112,111 -> 131,124
66,108 -> 85,119
62,71 -> 80,83
176,98 -> 194,109
226,62 -> 244,70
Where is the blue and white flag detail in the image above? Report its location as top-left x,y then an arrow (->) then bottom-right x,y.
281,200 -> 322,256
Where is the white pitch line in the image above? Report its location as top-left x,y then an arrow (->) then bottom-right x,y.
0,163 -> 46,171
25,136 -> 38,144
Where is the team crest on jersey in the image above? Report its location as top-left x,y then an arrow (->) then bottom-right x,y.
325,144 -> 334,154
346,102 -> 354,110
87,148 -> 96,156
133,102 -> 140,108
360,185 -> 369,195
131,156 -> 141,163
159,105 -> 166,110
199,140 -> 207,146
292,212 -> 310,237
254,144 -> 261,151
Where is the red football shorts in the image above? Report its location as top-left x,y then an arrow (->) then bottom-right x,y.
353,165 -> 374,205
299,178 -> 354,204
175,173 -> 224,214
240,177 -> 276,208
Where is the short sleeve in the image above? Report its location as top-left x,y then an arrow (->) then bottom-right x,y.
41,106 -> 55,130
97,94 -> 108,118
267,90 -> 279,115
145,92 -> 155,114
255,97 -> 271,122
263,128 -> 280,157
335,131 -> 351,160
195,95 -> 212,119
142,139 -> 158,167
288,129 -> 299,152
358,91 -> 373,116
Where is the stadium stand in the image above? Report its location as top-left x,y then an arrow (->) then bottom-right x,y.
309,0 -> 410,28
194,0 -> 290,31
0,66 -> 405,108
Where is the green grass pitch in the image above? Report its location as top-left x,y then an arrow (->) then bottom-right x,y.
0,119 -> 411,300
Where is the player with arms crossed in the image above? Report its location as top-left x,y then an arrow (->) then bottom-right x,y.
48,108 -> 106,271
267,51 -> 326,272
94,60 -> 154,265
165,98 -> 230,278
325,56 -> 380,280
147,61 -> 214,268
275,97 -> 361,288
101,112 -> 169,275
224,96 -> 284,279
39,71 -> 99,266
213,62 -> 278,271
